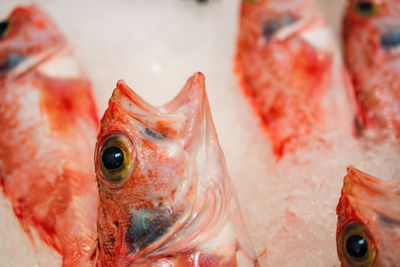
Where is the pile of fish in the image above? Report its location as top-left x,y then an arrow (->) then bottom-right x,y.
0,0 -> 399,266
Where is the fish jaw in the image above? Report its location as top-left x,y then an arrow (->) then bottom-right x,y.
234,0 -> 339,157
336,167 -> 400,266
343,0 -> 400,137
95,73 -> 259,266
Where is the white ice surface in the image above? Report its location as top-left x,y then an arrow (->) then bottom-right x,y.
3,0 -> 400,266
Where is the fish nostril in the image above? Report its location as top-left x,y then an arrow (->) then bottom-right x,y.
0,21 -> 9,39
380,29 -> 400,51
262,15 -> 296,42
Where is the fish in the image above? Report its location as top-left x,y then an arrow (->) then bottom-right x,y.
336,166 -> 400,266
343,0 -> 400,137
234,0 -> 354,157
0,5 -> 99,266
93,72 -> 259,266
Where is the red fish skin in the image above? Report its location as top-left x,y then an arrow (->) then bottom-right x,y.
234,0 -> 346,157
343,0 -> 400,137
94,73 -> 259,266
0,6 -> 99,266
336,167 -> 400,266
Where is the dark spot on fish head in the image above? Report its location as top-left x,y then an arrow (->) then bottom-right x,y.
144,127 -> 165,139
124,208 -> 175,252
0,53 -> 25,73
262,15 -> 296,42
380,28 -> 400,51
378,213 -> 400,226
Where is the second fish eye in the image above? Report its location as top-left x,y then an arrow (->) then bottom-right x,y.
0,20 -> 10,39
354,1 -> 379,17
244,0 -> 260,4
339,222 -> 376,266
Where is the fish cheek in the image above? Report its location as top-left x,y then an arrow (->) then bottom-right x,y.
124,209 -> 176,252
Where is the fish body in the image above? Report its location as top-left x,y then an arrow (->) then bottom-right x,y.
234,0 -> 354,157
94,73 -> 259,266
0,6 -> 99,266
336,167 -> 400,266
343,0 -> 400,136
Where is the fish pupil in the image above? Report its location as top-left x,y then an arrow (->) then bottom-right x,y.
102,146 -> 124,170
346,234 -> 368,258
0,21 -> 9,38
357,1 -> 373,13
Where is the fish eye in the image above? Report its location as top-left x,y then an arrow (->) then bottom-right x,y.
0,20 -> 11,39
354,1 -> 379,17
339,222 -> 376,266
99,134 -> 134,183
243,0 -> 260,4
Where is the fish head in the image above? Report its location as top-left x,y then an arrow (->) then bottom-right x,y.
336,167 -> 400,266
95,73 -> 212,261
238,0 -> 328,48
0,5 -> 65,76
344,0 -> 400,65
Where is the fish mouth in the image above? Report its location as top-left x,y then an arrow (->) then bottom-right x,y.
380,28 -> 400,52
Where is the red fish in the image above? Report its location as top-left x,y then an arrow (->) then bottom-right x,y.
343,0 -> 400,136
336,167 -> 400,266
0,6 -> 99,266
93,72 -> 259,266
234,0 -> 345,157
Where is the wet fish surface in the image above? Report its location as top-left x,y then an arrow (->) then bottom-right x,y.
234,0 -> 353,157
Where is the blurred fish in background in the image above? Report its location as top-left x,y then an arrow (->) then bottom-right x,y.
0,5 -> 99,266
234,0 -> 353,158
343,0 -> 400,139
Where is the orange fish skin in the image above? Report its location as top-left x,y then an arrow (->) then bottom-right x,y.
343,0 -> 400,136
336,167 -> 400,267
94,73 -> 259,266
234,0 -> 339,157
0,5 -> 99,266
